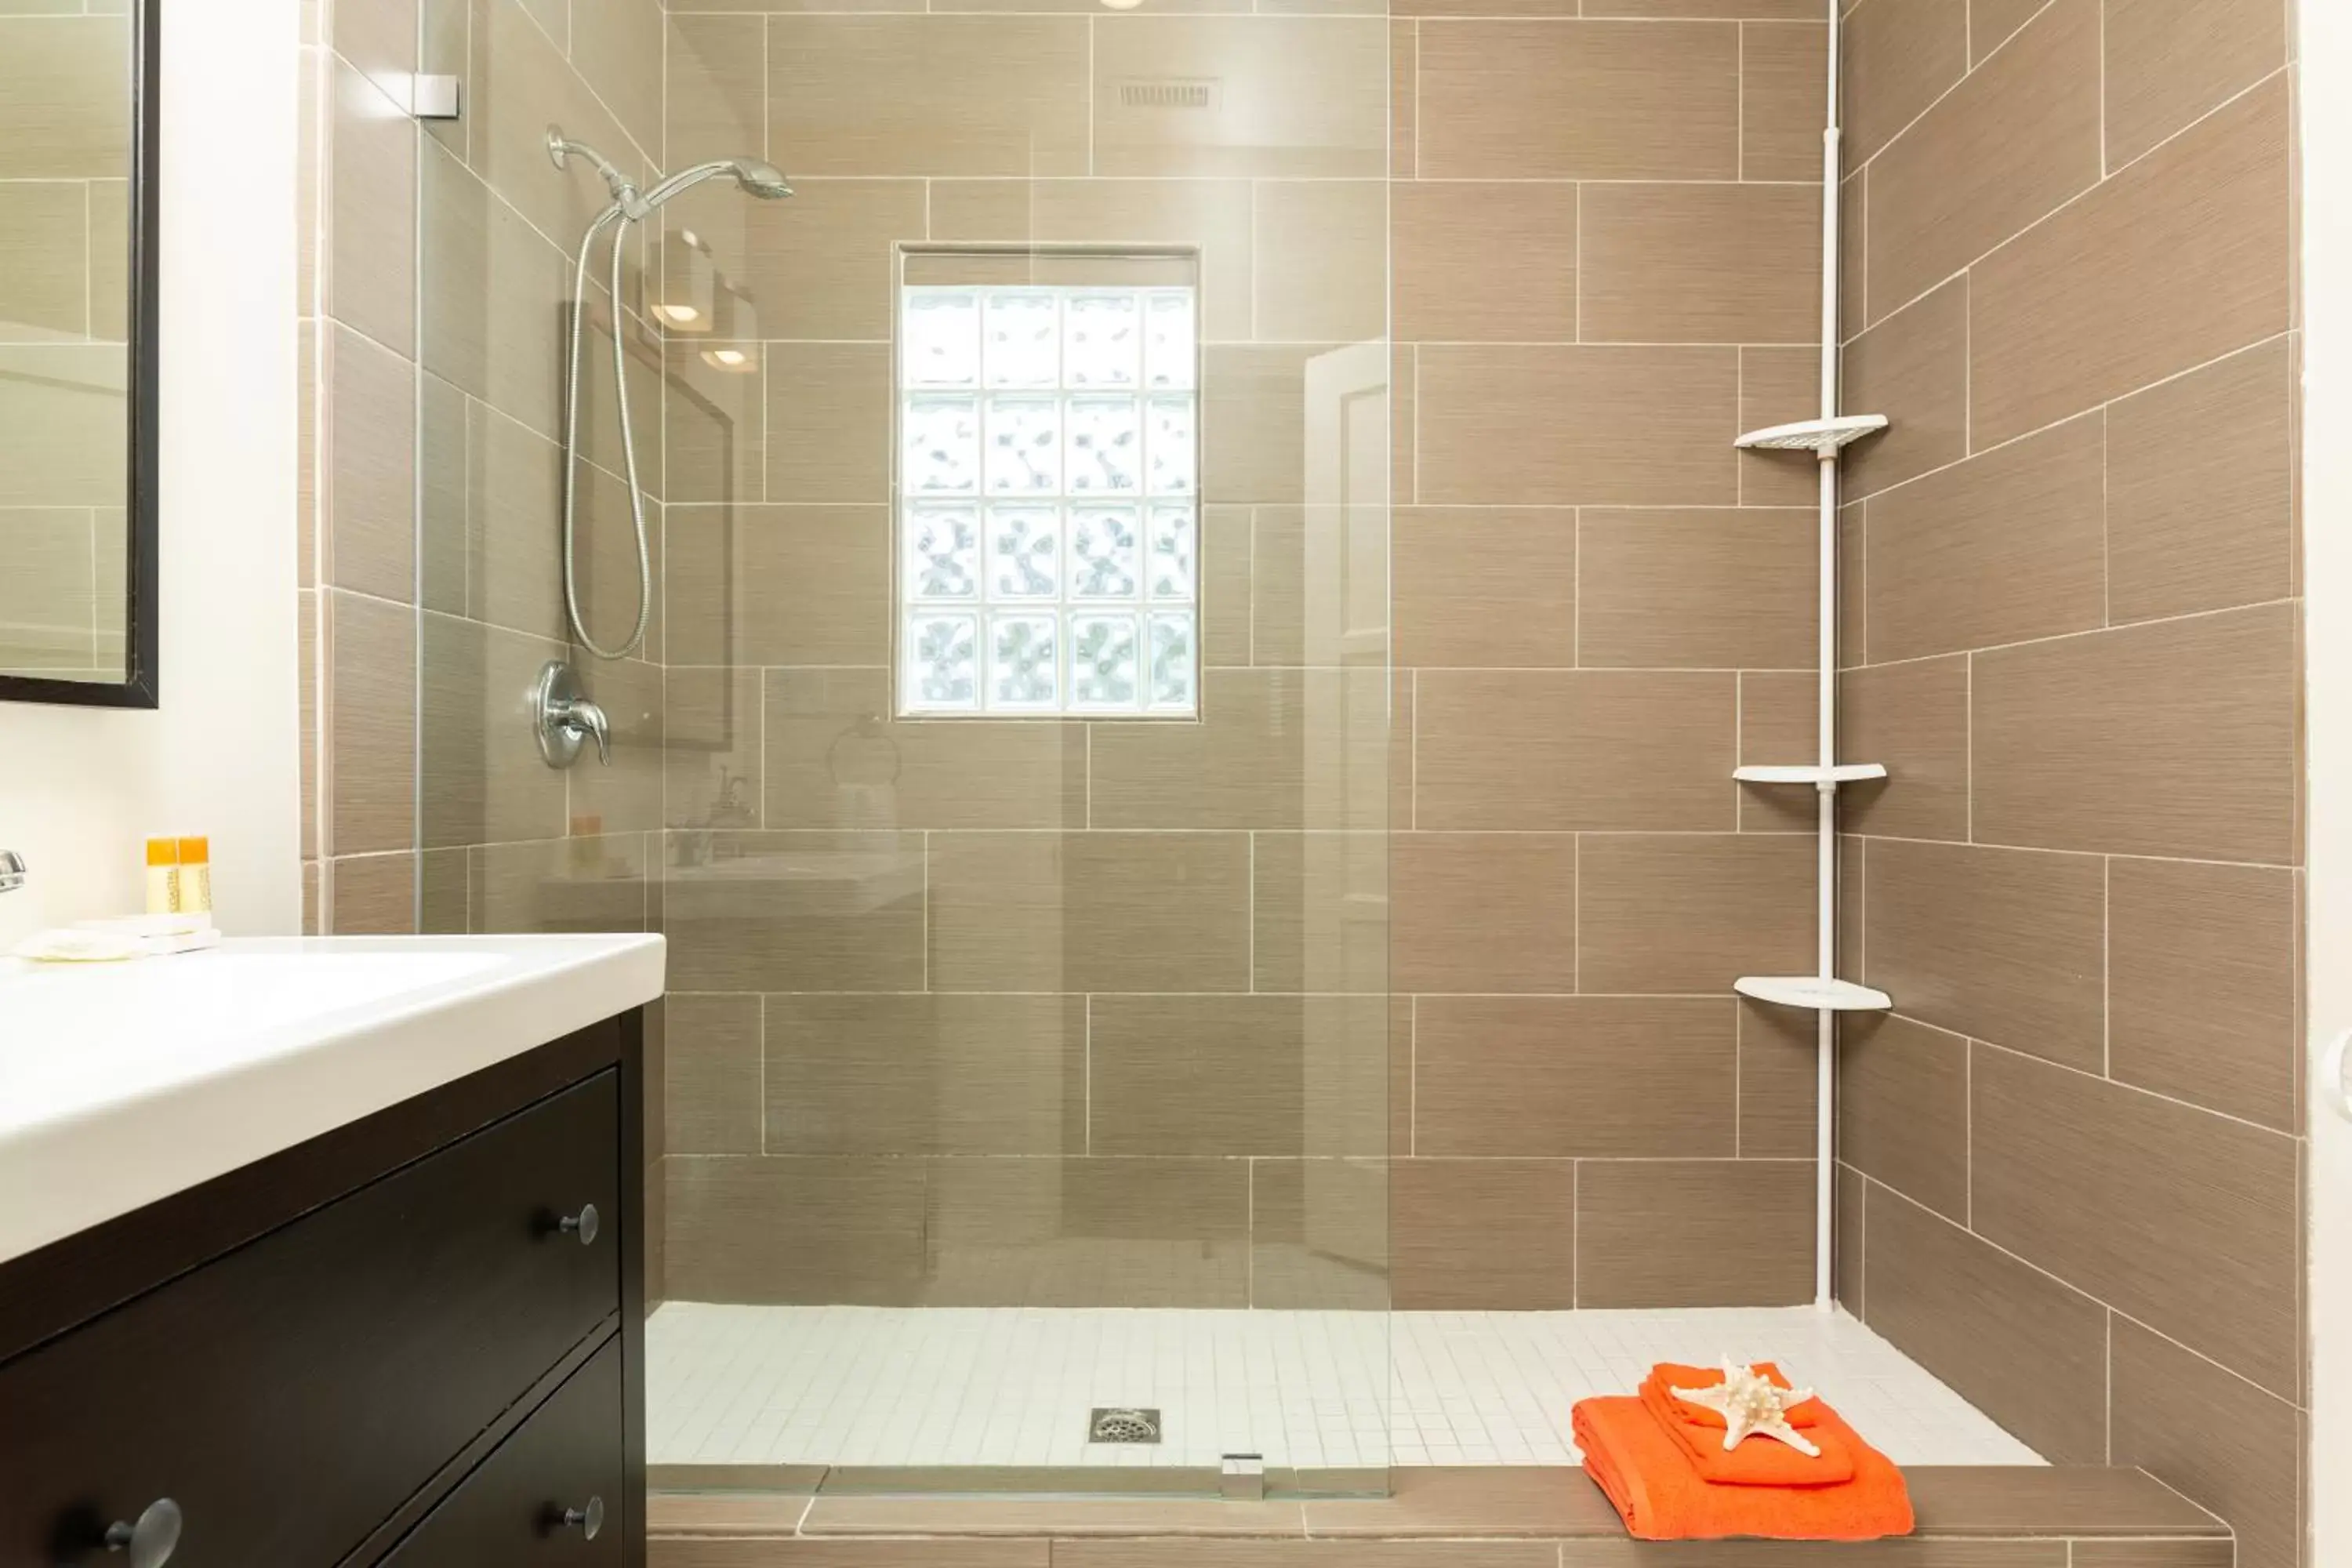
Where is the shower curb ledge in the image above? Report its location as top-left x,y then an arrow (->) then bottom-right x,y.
648,1465 -> 2232,1560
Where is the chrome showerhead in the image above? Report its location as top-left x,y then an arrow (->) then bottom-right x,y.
728,158 -> 793,199
550,127 -> 792,216
637,157 -> 795,212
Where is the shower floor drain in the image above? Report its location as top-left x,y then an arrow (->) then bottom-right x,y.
1087,1407 -> 1163,1444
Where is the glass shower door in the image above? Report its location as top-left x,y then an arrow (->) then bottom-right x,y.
401,0 -> 1395,1494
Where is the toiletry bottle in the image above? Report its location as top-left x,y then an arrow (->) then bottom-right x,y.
176,837 -> 213,918
145,837 -> 180,915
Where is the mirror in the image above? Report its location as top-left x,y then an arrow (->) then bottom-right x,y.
0,0 -> 158,707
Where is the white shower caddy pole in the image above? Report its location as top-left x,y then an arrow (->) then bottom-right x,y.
1813,0 -> 1842,1317
1726,0 -> 1893,1312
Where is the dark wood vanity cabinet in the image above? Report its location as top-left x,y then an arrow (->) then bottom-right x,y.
0,1012 -> 647,1568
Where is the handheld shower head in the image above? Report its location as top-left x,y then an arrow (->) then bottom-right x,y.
551,136 -> 794,659
637,157 -> 796,212
730,158 -> 794,199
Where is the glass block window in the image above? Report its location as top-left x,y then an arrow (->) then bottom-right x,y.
897,281 -> 1200,717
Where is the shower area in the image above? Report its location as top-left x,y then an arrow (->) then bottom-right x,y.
296,0 -> 2299,1526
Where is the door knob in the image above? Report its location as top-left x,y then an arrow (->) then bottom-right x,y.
103,1499 -> 182,1568
558,1203 -> 601,1245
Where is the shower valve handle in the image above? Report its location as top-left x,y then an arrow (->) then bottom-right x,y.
566,699 -> 612,766
534,660 -> 612,769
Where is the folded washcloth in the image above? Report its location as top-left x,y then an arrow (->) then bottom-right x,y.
1639,1372 -> 1854,1486
1574,1395 -> 1915,1541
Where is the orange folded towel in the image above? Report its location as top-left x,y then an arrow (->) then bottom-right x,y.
1646,1361 -> 1823,1428
1574,1396 -> 1915,1542
1638,1374 -> 1854,1486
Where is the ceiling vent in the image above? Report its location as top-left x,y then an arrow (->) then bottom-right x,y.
1116,78 -> 1218,111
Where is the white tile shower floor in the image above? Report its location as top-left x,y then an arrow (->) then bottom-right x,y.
647,1303 -> 2044,1472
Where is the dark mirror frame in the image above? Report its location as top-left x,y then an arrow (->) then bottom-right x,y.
0,0 -> 162,710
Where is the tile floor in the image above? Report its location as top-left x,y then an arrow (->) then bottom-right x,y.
647,1303 -> 2045,1472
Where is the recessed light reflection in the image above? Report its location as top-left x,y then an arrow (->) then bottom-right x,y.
701,347 -> 755,372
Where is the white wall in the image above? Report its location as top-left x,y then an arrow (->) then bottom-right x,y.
2307,5 -> 2350,1565
0,0 -> 302,938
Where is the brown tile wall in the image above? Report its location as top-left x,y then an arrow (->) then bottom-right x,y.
301,0 -> 671,1279
1835,3 -> 2302,1563
0,11 -> 133,682
654,0 -> 1826,1314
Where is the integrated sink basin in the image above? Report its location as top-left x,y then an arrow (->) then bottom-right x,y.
0,934 -> 665,1265
0,950 -> 505,1123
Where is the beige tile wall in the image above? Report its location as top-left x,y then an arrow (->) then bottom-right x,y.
0,9 -> 133,681
654,0 -> 1829,1314
1834,3 -> 2302,1563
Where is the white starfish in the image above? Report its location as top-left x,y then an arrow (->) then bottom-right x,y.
1669,1357 -> 1822,1456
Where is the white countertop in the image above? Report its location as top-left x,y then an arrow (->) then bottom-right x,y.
0,934 -> 666,1266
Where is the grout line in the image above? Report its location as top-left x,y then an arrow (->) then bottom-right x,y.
1869,1171 -> 2299,1416
1856,64 -> 2290,335
1733,998 -> 1744,1157
1572,183 -> 1584,346
1247,832 -> 1256,992
1570,830 -> 1582,994
1570,509 -> 1584,668
1846,593 -> 2299,677
1964,652 -> 1973,844
1569,1157 -> 1580,1308
1246,179 -> 1258,340
2096,0 -> 2107,177
1410,343 -> 1421,504
1409,667 -> 1419,829
2103,1309 -> 2114,1463
2097,403 -> 2109,624
1849,0 -> 2060,187
80,180 -> 93,338
1969,1031 -> 2300,1141
1963,1038 -> 1973,1229
2100,855 -> 2111,1078
1961,270 -> 1972,456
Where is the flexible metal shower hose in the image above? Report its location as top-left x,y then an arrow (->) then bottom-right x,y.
560,203 -> 652,660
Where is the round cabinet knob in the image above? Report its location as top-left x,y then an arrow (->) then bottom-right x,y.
103,1499 -> 183,1568
558,1204 -> 601,1246
561,1496 -> 605,1540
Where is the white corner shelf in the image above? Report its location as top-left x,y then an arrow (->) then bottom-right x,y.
1733,763 -> 1889,785
1733,414 -> 1889,454
1735,976 -> 1894,1012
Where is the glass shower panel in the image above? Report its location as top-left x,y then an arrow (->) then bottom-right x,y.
644,0 -> 1392,1494
411,7 -> 670,944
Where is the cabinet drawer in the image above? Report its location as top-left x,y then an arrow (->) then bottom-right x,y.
0,1070 -> 619,1567
377,1335 -> 626,1568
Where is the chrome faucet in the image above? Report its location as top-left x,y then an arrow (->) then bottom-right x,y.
533,661 -> 611,769
0,852 -> 24,895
